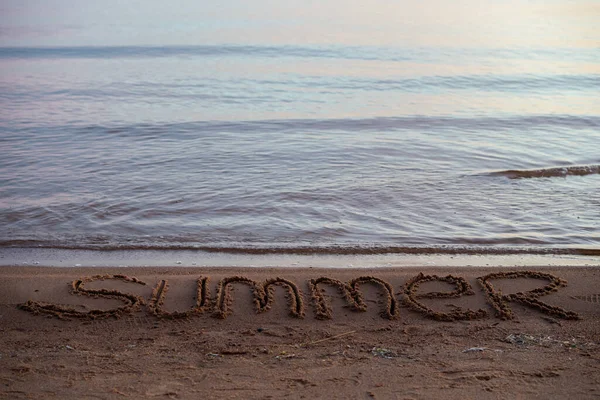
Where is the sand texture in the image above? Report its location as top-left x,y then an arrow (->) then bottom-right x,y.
1,266 -> 599,399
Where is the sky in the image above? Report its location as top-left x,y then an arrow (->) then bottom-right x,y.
1,0 -> 599,47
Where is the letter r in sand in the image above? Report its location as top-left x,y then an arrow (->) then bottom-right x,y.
477,271 -> 579,320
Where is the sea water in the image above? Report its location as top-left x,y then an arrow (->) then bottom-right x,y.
1,1 -> 599,255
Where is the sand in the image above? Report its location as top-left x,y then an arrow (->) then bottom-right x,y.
1,265 -> 599,399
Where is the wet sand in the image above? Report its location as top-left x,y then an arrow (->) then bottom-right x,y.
1,265 -> 599,399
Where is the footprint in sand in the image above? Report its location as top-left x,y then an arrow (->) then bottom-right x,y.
570,294 -> 600,304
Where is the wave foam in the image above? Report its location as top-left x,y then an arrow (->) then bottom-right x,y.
492,165 -> 600,179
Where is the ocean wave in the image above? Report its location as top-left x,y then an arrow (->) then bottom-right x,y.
4,75 -> 597,100
1,45 -> 598,63
5,115 -> 598,135
1,240 -> 598,256
293,75 -> 600,93
492,165 -> 600,179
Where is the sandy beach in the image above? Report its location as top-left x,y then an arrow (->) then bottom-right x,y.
1,265 -> 599,399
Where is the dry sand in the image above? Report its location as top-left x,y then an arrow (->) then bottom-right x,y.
1,265 -> 599,399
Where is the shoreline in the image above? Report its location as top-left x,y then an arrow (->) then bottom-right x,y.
1,265 -> 599,398
1,247 -> 599,268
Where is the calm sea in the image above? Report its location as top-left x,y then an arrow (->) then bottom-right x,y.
1,4 -> 599,255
